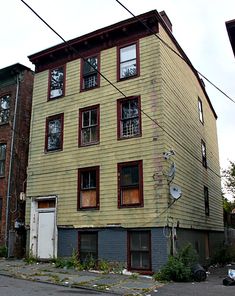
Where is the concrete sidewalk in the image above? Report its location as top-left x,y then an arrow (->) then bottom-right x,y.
0,259 -> 161,295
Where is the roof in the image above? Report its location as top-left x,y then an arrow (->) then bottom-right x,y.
226,19 -> 235,57
28,10 -> 217,119
0,63 -> 33,80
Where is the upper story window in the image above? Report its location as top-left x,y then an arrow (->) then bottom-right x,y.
0,143 -> 6,177
77,166 -> 99,210
201,140 -> 207,168
118,42 -> 139,80
117,96 -> 141,139
48,66 -> 65,100
45,113 -> 64,152
204,186 -> 209,216
118,160 -> 143,208
79,105 -> 100,147
0,95 -> 10,124
81,55 -> 99,91
198,97 -> 204,124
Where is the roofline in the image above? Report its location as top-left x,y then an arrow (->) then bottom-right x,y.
28,9 -> 217,119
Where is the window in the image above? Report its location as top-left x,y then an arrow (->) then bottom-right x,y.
128,231 -> 151,271
204,186 -> 209,216
48,66 -> 65,99
45,114 -> 64,152
81,55 -> 99,90
117,96 -> 141,139
118,42 -> 139,80
198,97 -> 204,124
0,197 -> 2,221
79,105 -> 99,146
79,232 -> 98,263
118,160 -> 143,208
77,166 -> 99,209
0,95 -> 10,124
0,144 -> 6,177
201,140 -> 207,168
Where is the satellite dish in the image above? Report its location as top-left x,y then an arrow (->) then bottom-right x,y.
170,184 -> 182,200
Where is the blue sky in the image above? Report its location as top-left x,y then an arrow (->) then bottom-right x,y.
1,0 -> 235,174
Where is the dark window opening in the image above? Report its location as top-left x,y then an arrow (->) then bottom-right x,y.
201,140 -> 207,168
0,143 -> 6,177
79,232 -> 98,263
45,114 -> 64,152
82,56 -> 99,90
128,231 -> 151,271
204,186 -> 209,216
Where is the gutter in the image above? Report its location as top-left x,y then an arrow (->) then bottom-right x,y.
5,72 -> 20,257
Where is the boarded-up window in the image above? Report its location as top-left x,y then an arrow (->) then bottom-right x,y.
49,66 -> 65,99
38,199 -> 55,209
78,167 -> 99,209
118,160 -> 143,207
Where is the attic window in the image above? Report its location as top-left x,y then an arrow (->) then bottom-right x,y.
118,42 -> 139,80
81,55 -> 99,91
49,66 -> 65,99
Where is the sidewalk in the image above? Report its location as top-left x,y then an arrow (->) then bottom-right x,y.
0,259 -> 161,295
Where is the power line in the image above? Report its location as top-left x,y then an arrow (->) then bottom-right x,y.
115,0 -> 235,104
20,0 -> 221,179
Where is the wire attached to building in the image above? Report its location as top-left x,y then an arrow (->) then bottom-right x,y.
19,0 -> 221,179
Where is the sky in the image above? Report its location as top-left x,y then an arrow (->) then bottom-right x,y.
1,0 -> 235,174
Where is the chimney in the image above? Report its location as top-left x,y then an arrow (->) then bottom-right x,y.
159,11 -> 172,32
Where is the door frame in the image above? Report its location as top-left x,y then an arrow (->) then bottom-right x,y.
29,195 -> 58,258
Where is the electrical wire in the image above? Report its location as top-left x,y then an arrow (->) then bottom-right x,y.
115,0 -> 235,104
20,0 -> 221,179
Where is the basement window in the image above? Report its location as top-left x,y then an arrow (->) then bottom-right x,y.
79,232 -> 98,263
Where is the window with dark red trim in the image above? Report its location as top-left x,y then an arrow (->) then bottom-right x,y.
118,42 -> 139,81
128,231 -> 151,271
117,96 -> 141,139
78,232 -> 98,263
79,105 -> 100,147
77,166 -> 99,210
204,186 -> 209,216
45,113 -> 64,152
201,140 -> 207,168
0,94 -> 10,124
81,55 -> 99,91
48,65 -> 65,100
118,160 -> 143,208
198,97 -> 204,124
0,143 -> 6,177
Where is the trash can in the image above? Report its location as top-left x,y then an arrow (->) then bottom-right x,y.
192,264 -> 207,282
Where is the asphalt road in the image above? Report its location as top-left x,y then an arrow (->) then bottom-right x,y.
0,276 -> 116,296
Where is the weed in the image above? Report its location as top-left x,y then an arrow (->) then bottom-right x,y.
24,250 -> 37,264
0,245 -> 7,257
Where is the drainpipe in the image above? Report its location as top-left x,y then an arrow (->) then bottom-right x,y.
5,72 -> 20,257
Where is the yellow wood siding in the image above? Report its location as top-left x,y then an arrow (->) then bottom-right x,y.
26,29 -> 223,232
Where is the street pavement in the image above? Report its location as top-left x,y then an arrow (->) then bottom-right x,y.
0,259 -> 234,295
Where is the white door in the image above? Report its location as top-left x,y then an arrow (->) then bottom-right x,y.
37,211 -> 55,259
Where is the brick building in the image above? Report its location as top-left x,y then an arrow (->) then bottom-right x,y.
0,63 -> 33,257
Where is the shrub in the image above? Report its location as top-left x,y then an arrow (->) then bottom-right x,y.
154,243 -> 198,282
210,245 -> 235,265
0,245 -> 7,257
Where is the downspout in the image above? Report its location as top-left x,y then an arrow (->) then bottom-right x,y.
5,72 -> 20,257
